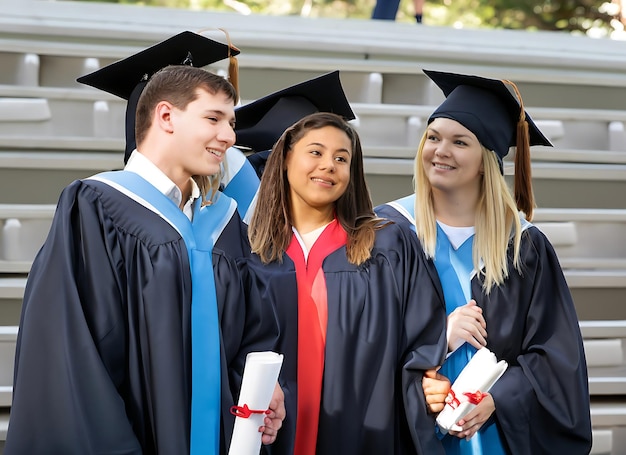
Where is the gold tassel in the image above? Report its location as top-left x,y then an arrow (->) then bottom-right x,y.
228,53 -> 239,104
504,79 -> 535,220
194,28 -> 240,104
219,28 -> 240,105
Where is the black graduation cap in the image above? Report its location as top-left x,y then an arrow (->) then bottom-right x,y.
424,69 -> 551,219
234,71 -> 355,155
77,31 -> 240,163
424,69 -> 552,168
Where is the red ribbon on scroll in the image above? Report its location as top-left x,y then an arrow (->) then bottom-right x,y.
445,390 -> 488,409
230,404 -> 270,418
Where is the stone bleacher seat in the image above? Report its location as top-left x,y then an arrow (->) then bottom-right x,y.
534,208 -> 626,265
361,157 -> 626,209
0,327 -> 16,407
0,204 -> 55,272
0,326 -> 14,452
532,208 -> 626,321
0,85 -> 126,139
0,204 -> 55,327
583,321 -> 626,455
1,0 -> 626,453
2,83 -> 626,209
4,80 -> 625,151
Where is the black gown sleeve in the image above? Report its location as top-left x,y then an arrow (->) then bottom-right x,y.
487,227 -> 592,454
5,181 -> 142,454
388,222 -> 448,455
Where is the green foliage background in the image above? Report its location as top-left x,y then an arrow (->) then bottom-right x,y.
73,0 -> 626,37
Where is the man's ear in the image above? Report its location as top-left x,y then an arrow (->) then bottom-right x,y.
155,101 -> 174,133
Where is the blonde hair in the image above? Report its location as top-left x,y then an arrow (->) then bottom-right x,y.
192,174 -> 221,207
413,132 -> 523,293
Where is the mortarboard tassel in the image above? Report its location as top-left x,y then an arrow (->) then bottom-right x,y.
219,28 -> 240,105
504,80 -> 535,221
194,28 -> 240,104
228,51 -> 240,105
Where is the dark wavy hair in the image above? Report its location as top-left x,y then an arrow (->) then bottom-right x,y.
248,112 -> 383,265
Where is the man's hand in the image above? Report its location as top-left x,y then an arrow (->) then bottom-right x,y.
260,382 -> 286,445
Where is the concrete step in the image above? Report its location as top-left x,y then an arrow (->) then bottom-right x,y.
363,158 -> 626,208
0,327 -> 17,408
1,143 -> 625,208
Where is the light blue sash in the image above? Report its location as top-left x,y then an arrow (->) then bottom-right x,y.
221,148 -> 260,224
222,155 -> 259,223
93,170 -> 233,455
434,227 -> 504,455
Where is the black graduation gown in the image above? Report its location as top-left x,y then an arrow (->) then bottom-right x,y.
376,203 -> 593,455
5,179 -> 279,454
247,221 -> 448,455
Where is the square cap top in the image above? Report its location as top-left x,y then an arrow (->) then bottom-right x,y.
234,71 -> 355,153
77,31 -> 239,100
424,69 -> 551,162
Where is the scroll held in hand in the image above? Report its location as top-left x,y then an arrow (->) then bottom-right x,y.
228,351 -> 284,455
436,347 -> 507,433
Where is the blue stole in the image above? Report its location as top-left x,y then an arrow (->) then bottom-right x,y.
434,227 -> 505,455
387,194 -> 417,232
221,147 -> 260,224
93,170 -> 235,455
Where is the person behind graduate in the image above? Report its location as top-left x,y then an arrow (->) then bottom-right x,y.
245,111 -> 448,455
376,70 -> 592,454
5,54 -> 285,453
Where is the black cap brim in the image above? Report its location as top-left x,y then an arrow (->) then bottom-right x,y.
424,69 -> 552,150
77,31 -> 239,100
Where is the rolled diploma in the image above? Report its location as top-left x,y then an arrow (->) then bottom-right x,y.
228,351 -> 284,455
436,347 -> 507,432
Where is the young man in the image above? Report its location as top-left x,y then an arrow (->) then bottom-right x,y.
6,37 -> 283,454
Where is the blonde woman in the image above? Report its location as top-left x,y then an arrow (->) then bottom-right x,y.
376,70 -> 592,454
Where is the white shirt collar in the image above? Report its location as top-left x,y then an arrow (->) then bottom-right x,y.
437,220 -> 475,250
124,150 -> 200,219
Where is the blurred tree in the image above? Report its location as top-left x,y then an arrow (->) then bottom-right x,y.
436,0 -> 616,33
71,0 -> 625,37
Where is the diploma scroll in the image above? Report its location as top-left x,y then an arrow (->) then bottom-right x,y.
436,347 -> 507,433
228,351 -> 284,455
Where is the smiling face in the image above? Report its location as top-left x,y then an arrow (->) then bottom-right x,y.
422,117 -> 484,199
285,125 -> 352,216
168,88 -> 236,179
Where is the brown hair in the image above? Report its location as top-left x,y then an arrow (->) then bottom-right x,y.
135,65 -> 237,205
248,112 -> 382,265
